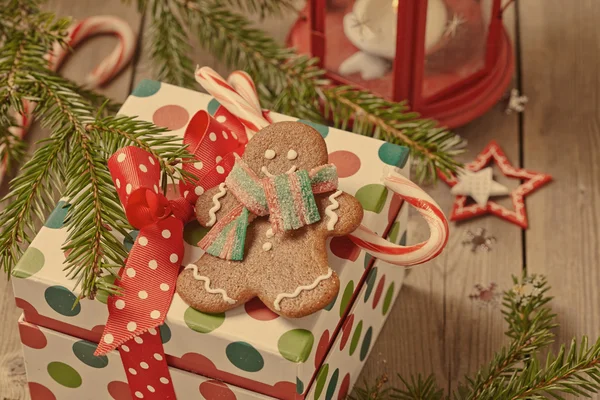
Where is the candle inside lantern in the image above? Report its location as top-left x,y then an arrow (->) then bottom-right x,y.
339,0 -> 449,79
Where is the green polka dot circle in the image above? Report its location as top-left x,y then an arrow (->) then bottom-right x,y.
73,340 -> 109,368
12,247 -> 44,279
44,286 -> 81,317
349,320 -> 363,356
47,361 -> 82,388
184,307 -> 225,333
131,79 -> 161,97
44,201 -> 70,229
378,142 -> 409,167
382,282 -> 395,315
314,363 -> 329,400
226,341 -> 264,372
298,120 -> 329,138
277,329 -> 314,363
388,221 -> 400,243
355,184 -> 389,213
339,280 -> 354,317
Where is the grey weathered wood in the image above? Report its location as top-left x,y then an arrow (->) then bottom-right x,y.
519,0 -> 600,391
0,1 -> 141,399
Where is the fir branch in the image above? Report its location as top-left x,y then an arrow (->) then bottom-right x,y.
350,375 -> 392,400
0,126 -> 26,176
391,375 -> 445,400
217,0 -> 299,18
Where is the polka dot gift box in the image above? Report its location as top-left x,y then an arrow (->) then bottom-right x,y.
12,77 -> 441,400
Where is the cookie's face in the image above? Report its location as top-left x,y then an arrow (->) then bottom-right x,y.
243,121 -> 329,177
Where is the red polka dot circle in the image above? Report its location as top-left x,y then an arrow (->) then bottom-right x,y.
19,322 -> 47,349
244,297 -> 279,321
339,314 -> 354,351
29,382 -> 56,400
314,329 -> 330,368
152,105 -> 190,131
108,381 -> 132,400
199,380 -> 237,400
328,151 -> 361,178
373,275 -> 386,309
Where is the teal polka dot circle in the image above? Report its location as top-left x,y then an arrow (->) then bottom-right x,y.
326,368 -> 339,400
359,327 -> 373,361
226,342 -> 264,372
44,286 -> 81,317
47,361 -> 82,388
298,120 -> 329,138
123,230 -> 139,252
378,143 -> 409,167
296,377 -> 304,394
160,323 -> 172,344
131,80 -> 161,97
72,340 -> 108,368
12,247 -> 44,279
364,267 -> 378,302
207,98 -> 221,116
44,201 -> 70,229
324,294 -> 337,311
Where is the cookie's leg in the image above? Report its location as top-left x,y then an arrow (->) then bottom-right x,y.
258,269 -> 340,319
176,256 -> 252,314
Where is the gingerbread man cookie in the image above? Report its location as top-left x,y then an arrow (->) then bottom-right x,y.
176,121 -> 363,318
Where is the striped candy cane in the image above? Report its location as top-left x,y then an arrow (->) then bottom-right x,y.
195,66 -> 271,139
195,67 -> 450,266
2,16 -> 135,184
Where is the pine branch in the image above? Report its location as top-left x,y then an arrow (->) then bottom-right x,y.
391,375 -> 445,400
217,0 -> 299,18
349,376 -> 392,400
0,125 -> 26,176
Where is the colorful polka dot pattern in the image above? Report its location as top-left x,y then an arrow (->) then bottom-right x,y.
297,120 -> 329,138
199,380 -> 237,399
152,105 -> 190,131
73,340 -> 109,368
44,201 -> 70,229
330,236 -> 361,262
226,342 -> 264,372
326,368 -> 339,400
314,330 -> 329,368
12,247 -> 44,279
349,320 -> 362,356
47,361 -> 82,388
328,151 -> 361,178
363,267 -> 378,302
278,329 -> 314,363
96,275 -> 117,304
131,80 -> 161,97
245,297 -> 279,321
373,275 -> 386,309
159,323 -> 172,344
107,381 -> 131,400
359,327 -> 373,361
44,286 -> 81,317
314,363 -> 329,400
339,280 -> 354,318
28,382 -> 56,400
19,322 -> 47,349
378,142 -> 410,167
355,184 -> 389,213
296,377 -> 305,394
123,230 -> 139,252
388,221 -> 400,243
339,314 -> 354,351
184,307 -> 225,333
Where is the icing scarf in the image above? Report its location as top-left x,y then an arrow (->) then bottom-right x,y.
199,156 -> 338,260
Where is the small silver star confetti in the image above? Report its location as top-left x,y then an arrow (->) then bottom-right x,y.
463,228 -> 496,252
445,13 -> 466,38
506,88 -> 528,114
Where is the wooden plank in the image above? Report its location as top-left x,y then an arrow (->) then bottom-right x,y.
361,7 -> 523,395
0,1 -> 141,399
519,0 -> 600,385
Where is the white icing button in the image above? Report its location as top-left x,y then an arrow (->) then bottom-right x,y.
160,377 -> 170,384
264,149 -> 276,159
150,310 -> 161,319
115,179 -> 121,189
115,299 -> 125,309
134,336 -> 143,344
135,392 -> 144,399
126,268 -> 136,278
266,228 -> 274,238
194,161 -> 203,170
138,291 -> 148,299
148,156 -> 155,165
121,344 -> 130,352
160,283 -> 169,291
147,385 -> 156,393
262,242 -> 273,251
140,362 -> 149,369
104,334 -> 114,344
170,253 -> 178,263
128,368 -> 137,375
216,115 -> 226,123
216,166 -> 225,174
139,164 -> 148,173
287,149 -> 298,160
138,236 -> 148,246
222,130 -> 229,139
195,186 -> 205,196
148,260 -> 158,270
209,132 -> 217,141
162,229 -> 171,239
153,353 -> 163,361
125,184 -> 132,195
127,322 -> 137,331
117,153 -> 126,162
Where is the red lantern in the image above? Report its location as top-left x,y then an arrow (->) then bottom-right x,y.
287,0 -> 514,128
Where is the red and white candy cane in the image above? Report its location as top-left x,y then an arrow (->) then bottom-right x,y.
348,172 -> 449,266
2,16 -> 135,184
195,67 -> 271,139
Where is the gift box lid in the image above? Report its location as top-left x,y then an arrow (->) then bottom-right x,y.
12,80 -> 410,399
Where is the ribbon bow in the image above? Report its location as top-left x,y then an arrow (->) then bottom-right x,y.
199,157 -> 338,260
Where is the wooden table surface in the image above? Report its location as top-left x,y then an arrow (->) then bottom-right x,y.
1,1 -> 599,399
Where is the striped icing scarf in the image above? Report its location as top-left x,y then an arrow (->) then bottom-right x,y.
198,156 -> 338,260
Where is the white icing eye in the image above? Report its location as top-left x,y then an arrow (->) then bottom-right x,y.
264,149 -> 276,159
287,149 -> 298,160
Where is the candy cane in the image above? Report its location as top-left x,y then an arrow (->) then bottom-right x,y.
348,171 -> 449,266
195,66 -> 270,139
1,16 -> 136,184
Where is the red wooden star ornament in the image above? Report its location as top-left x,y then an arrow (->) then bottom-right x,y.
439,140 -> 552,228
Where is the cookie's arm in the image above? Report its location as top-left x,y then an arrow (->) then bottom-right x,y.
195,184 -> 240,227
316,191 -> 363,236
